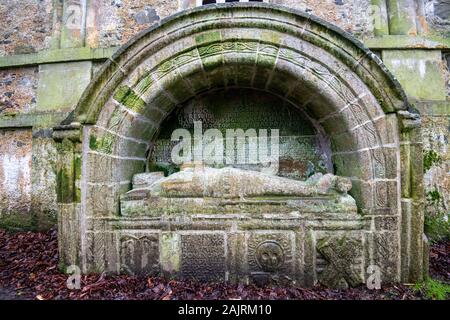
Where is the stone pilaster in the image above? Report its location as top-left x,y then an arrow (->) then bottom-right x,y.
53,122 -> 83,269
371,0 -> 390,36
387,0 -> 418,35
399,111 -> 426,282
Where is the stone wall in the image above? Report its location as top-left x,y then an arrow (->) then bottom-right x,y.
425,0 -> 450,37
0,1 -> 448,56
273,0 -> 375,38
423,114 -> 449,212
88,0 -> 179,48
0,67 -> 38,114
52,4 -> 430,284
0,129 -> 32,228
0,0 -> 53,56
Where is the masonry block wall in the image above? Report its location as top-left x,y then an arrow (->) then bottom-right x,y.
0,0 -> 448,236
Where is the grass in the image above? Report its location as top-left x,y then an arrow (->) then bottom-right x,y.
425,211 -> 450,244
414,278 -> 450,300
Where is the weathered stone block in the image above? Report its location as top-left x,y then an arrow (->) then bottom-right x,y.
373,231 -> 400,283
400,199 -> 412,282
350,179 -> 374,211
132,172 -> 164,189
382,50 -> 446,100
89,126 -> 149,158
180,233 -> 226,281
31,131 -> 58,229
386,0 -> 418,35
0,129 -> 32,222
316,234 -> 364,289
120,233 -> 160,276
174,58 -> 211,95
86,183 -> 128,216
160,232 -> 180,275
226,232 -> 247,283
85,152 -> 146,184
374,215 -> 399,231
247,231 -> 295,285
57,203 -> 81,267
374,180 -> 399,210
37,61 -> 92,111
332,151 -> 374,180
102,106 -> 158,142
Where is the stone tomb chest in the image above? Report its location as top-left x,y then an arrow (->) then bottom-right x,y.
120,164 -> 363,287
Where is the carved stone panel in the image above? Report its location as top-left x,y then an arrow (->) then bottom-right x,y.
180,233 -> 226,281
316,234 -> 364,289
248,232 -> 295,285
120,233 -> 159,276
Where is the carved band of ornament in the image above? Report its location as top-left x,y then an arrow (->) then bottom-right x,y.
53,122 -> 83,143
129,41 -> 384,146
257,44 -> 279,56
120,235 -> 156,242
198,42 -> 225,57
134,41 -> 343,97
135,52 -> 199,93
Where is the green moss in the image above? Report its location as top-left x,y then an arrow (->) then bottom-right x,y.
57,168 -> 72,203
427,189 -> 442,203
113,85 -> 146,112
74,155 -> 82,178
424,211 -> 450,244
383,50 -> 446,100
89,134 -> 98,150
195,31 -> 221,46
148,162 -> 180,177
424,150 -> 442,172
414,278 -> 450,300
33,209 -> 57,231
74,155 -> 82,203
89,134 -> 114,154
98,135 -> 114,155
0,214 -> 36,231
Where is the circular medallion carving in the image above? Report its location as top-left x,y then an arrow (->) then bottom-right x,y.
256,241 -> 285,272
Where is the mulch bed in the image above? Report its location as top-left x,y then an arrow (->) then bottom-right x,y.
429,241 -> 450,283
0,229 -> 447,300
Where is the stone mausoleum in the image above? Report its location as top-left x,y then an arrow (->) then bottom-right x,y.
0,1 -> 449,287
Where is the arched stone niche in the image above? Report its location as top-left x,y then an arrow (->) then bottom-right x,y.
53,3 -> 426,287
150,88 -> 333,180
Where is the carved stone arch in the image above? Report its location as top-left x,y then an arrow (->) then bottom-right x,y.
54,3 -> 425,285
